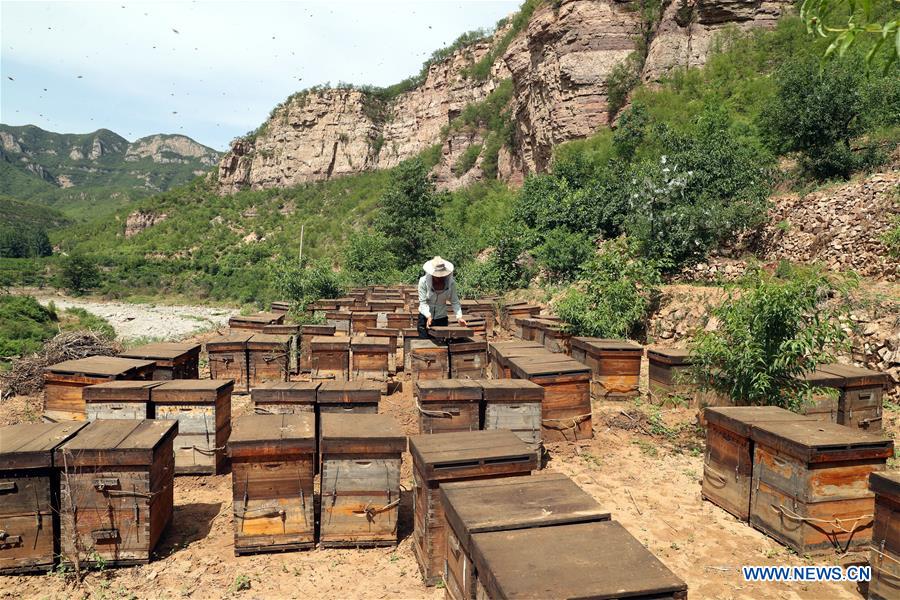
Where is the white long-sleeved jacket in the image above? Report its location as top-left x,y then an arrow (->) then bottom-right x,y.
417,274 -> 463,320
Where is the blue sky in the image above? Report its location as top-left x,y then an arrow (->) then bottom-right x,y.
1,0 -> 519,150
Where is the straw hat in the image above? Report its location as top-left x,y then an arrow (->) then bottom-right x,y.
423,256 -> 454,277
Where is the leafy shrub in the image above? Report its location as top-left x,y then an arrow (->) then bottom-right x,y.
689,266 -> 849,410
375,157 -> 442,265
0,225 -> 52,258
556,239 -> 661,339
464,0 -> 542,81
883,214 -> 900,257
606,52 -> 643,119
0,295 -> 58,358
342,231 -> 400,287
453,144 -> 483,176
59,253 -> 101,295
269,258 -> 345,313
533,228 -> 595,283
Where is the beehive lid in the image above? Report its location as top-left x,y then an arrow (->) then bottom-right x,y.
479,379 -> 544,402
352,311 -> 379,318
470,521 -> 687,600
350,335 -> 391,351
415,379 -> 482,402
262,323 -> 300,335
508,355 -> 590,377
44,356 -> 156,377
301,324 -> 336,335
646,346 -> 692,366
797,367 -> 847,388
227,414 -> 315,458
571,337 -> 642,354
311,335 -> 349,350
448,338 -> 487,352
818,363 -> 890,388
704,406 -> 814,438
365,327 -> 400,337
83,380 -> 163,403
408,430 -> 535,480
441,473 -> 610,554
750,420 -> 894,463
120,342 -> 201,360
317,380 -> 382,404
151,379 -> 234,404
429,326 -> 474,340
409,338 -> 445,352
0,422 -> 87,469
320,413 -> 405,454
205,332 -> 253,350
247,333 -> 292,349
230,312 -> 284,324
402,327 -> 421,338
251,381 -> 319,404
870,471 -> 900,500
55,419 -> 178,467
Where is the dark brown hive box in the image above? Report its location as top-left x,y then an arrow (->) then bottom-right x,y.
228,312 -> 284,332
570,337 -> 643,400
702,406 -> 816,521
440,472 -> 611,600
507,355 -> 592,442
534,319 -> 570,354
247,333 -> 292,386
822,363 -> 889,431
351,312 -> 379,335
869,471 -> 900,600
351,335 -> 391,384
470,520 -> 687,600
206,333 -> 252,393
409,339 -> 450,382
403,327 -> 423,372
647,347 -> 695,405
43,356 -> 156,422
325,310 -> 351,335
84,380 -> 164,421
487,341 -> 543,379
55,420 -> 177,567
480,379 -> 544,464
299,324 -> 336,373
120,342 -> 201,380
151,379 -> 233,475
310,335 -> 350,382
796,367 -> 843,423
749,420 -> 893,555
415,379 -> 482,434
319,413 -> 405,547
251,381 -> 319,414
408,430 -> 536,586
269,300 -> 291,315
500,302 -> 540,330
0,421 -> 86,574
317,380 -> 381,414
227,413 -> 316,555
385,312 -> 416,331
429,326 -> 474,341
448,338 -> 488,380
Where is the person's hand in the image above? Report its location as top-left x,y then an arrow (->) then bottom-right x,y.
458,318 -> 467,327
426,317 -> 432,328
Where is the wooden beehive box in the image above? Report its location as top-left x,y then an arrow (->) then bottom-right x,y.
415,379 -> 482,434
457,315 -> 486,339
470,520 -> 688,600
325,310 -> 351,335
206,332 -> 251,393
251,382 -> 319,414
570,337 -> 643,399
479,379 -> 544,464
299,325 -> 336,373
311,336 -> 350,382
269,300 -> 291,315
439,473 -> 611,600
152,379 -> 233,475
55,419 -> 177,567
351,312 -> 379,335
500,302 -> 540,330
448,339 -> 488,380
749,420 -> 893,555
535,319 -> 570,353
227,413 -> 316,555
120,342 -> 201,380
84,380 -> 163,421
319,413 -> 405,548
385,312 -> 415,331
318,381 -> 381,414
368,299 -> 405,313
796,367 -> 843,423
309,299 -> 339,312
228,312 -> 284,332
429,326 -> 474,342
262,323 -> 301,374
647,347 -> 695,405
869,471 -> 900,600
0,421 -> 86,574
403,327 -> 423,372
408,430 -> 536,586
513,317 -> 537,341
367,327 -> 400,372
822,363 -> 890,431
351,335 -> 391,383
247,333 -> 292,386
702,406 -> 816,522
508,355 -> 592,443
409,339 -> 450,382
43,356 -> 156,422
486,341 -> 543,379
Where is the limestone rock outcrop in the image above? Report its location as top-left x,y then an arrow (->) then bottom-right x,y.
124,210 -> 168,238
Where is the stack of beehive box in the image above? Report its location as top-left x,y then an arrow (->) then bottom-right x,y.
119,342 -> 201,380
206,333 -> 291,392
228,312 -> 284,332
569,337 -> 643,401
796,363 -> 890,431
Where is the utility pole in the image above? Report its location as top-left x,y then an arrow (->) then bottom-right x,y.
298,223 -> 305,267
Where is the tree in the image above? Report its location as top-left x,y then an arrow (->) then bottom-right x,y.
689,266 -> 849,411
269,258 -> 345,316
533,228 -> 595,284
801,0 -> 899,66
59,253 -> 100,295
375,157 -> 442,266
342,231 -> 399,286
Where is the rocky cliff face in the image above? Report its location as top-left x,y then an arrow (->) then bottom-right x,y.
216,0 -> 793,192
124,210 -> 168,238
126,135 -> 220,166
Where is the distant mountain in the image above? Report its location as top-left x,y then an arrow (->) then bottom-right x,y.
0,124 -> 221,221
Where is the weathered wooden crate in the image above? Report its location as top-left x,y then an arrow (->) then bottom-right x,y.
479,379 -> 544,465
535,319 -> 571,354
570,337 -> 643,400
439,473 -> 611,600
206,333 -> 251,393
351,335 -> 391,383
262,323 -> 300,374
251,382 -> 319,415
247,333 -> 292,386
366,327 -> 400,372
299,325 -> 336,373
55,420 -> 177,567
228,312 -> 284,332
702,406 -> 816,522
368,299 -> 405,313
508,355 -> 592,443
470,520 -> 688,600
513,317 -> 538,341
448,339 -> 488,380
824,363 -> 890,432
869,471 -> 900,600
227,413 -> 316,555
797,367 -> 843,423
152,380 -> 233,475
120,342 -> 201,380
415,379 -> 482,434
351,312 -> 379,335
500,302 -> 540,330
408,430 -> 536,586
269,301 -> 291,315
43,356 -> 156,422
84,381 -> 163,421
309,299 -> 339,312
460,300 -> 495,338
0,421 -> 86,574
647,347 -> 696,405
486,341 -> 543,379
325,311 -> 351,335
319,413 -> 405,547
456,315 -> 486,339
429,326 -> 475,342
317,381 -> 381,414
749,420 -> 893,555
410,339 -> 450,382
403,327 -> 423,372
385,312 -> 415,331
311,336 -> 350,382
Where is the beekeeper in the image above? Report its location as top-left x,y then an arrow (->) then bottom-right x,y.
417,256 -> 467,337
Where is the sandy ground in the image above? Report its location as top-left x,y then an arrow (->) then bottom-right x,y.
1,350 -> 897,599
